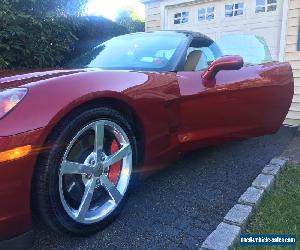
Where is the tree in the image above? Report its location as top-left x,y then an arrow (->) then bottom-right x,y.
116,8 -> 145,33
10,0 -> 88,17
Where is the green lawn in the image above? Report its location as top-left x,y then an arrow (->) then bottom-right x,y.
236,165 -> 300,250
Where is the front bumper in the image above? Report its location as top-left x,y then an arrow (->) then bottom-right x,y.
0,230 -> 33,250
0,128 -> 46,241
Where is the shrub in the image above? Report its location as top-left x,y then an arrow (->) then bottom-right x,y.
0,1 -> 128,69
66,16 -> 128,63
0,1 -> 76,69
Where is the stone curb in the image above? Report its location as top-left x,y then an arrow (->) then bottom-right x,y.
252,174 -> 275,191
201,223 -> 241,250
261,163 -> 281,176
238,186 -> 265,206
200,156 -> 288,250
223,204 -> 253,229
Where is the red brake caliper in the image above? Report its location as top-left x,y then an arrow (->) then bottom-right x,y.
108,139 -> 122,185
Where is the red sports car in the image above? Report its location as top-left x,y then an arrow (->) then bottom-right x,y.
0,31 -> 293,248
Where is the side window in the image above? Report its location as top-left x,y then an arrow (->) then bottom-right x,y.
200,47 -> 216,64
198,7 -> 215,22
174,11 -> 189,24
255,0 -> 277,13
215,34 -> 273,65
225,2 -> 244,17
186,46 -> 219,71
184,38 -> 223,72
196,47 -> 217,70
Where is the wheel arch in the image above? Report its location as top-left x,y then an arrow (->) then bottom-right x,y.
36,96 -> 145,173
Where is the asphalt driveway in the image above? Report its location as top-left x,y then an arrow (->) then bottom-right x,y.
30,126 -> 296,250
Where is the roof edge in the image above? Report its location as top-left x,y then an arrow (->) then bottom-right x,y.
140,0 -> 160,3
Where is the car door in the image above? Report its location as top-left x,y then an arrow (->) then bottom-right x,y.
176,35 -> 292,151
177,67 -> 246,150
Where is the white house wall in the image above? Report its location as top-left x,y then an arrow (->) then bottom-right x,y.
164,0 -> 283,61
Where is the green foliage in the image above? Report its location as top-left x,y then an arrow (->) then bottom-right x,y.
0,1 -> 128,69
70,16 -> 128,61
0,5 -> 76,68
116,8 -> 145,33
10,0 -> 88,16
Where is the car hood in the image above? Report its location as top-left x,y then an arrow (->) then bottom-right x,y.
0,69 -> 86,90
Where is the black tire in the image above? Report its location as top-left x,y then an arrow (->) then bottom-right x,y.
32,105 -> 138,235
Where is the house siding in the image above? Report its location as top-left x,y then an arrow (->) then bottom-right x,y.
145,1 -> 162,31
284,0 -> 300,126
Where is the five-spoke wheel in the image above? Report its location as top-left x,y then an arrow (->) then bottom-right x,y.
59,120 -> 132,224
33,106 -> 137,235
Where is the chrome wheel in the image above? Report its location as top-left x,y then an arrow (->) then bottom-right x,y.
59,120 -> 132,224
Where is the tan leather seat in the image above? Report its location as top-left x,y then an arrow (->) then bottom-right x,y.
184,50 -> 203,71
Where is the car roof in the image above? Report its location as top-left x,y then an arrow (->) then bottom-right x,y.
125,31 -> 214,43
144,30 -> 213,41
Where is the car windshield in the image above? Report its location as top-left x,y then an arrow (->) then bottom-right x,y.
71,32 -> 187,71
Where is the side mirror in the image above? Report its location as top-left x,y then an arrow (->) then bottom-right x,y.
202,55 -> 244,87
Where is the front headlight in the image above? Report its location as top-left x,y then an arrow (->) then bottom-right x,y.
0,88 -> 28,119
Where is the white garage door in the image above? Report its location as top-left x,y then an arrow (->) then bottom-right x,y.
165,0 -> 283,60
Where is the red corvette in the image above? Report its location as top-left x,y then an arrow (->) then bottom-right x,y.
0,31 -> 293,248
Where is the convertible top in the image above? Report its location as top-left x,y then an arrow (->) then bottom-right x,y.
147,30 -> 214,42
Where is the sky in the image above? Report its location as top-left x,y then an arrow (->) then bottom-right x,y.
85,0 -> 145,20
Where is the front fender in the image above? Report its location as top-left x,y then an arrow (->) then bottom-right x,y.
0,71 -> 148,136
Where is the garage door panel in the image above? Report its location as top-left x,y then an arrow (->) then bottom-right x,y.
249,21 -> 282,29
220,30 -> 247,38
166,0 -> 282,60
194,22 -> 220,29
251,27 -> 281,46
